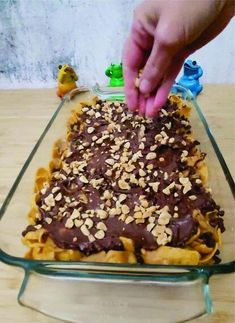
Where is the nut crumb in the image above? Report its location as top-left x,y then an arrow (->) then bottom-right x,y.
87,127 -> 95,134
146,152 -> 157,160
95,230 -> 105,240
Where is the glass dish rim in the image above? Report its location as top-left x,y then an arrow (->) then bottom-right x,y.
0,84 -> 234,276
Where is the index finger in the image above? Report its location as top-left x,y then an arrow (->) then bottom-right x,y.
123,37 -> 142,111
123,21 -> 153,111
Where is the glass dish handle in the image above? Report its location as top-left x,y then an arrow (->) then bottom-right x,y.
18,267 -> 213,323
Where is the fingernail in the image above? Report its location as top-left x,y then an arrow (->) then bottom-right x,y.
139,79 -> 151,94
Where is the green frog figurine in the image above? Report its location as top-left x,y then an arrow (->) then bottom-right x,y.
105,63 -> 124,87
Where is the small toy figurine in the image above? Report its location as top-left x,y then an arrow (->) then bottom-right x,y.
105,63 -> 124,87
56,64 -> 78,99
173,60 -> 203,97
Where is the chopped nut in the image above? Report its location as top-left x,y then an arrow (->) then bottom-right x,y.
59,173 -> 67,180
189,195 -> 197,200
159,157 -> 165,162
87,127 -> 95,134
109,208 -> 117,216
103,190 -> 112,200
147,164 -> 154,170
125,164 -> 135,172
179,177 -> 192,194
80,175 -> 89,183
95,112 -> 101,118
146,223 -> 155,232
168,137 -> 175,144
152,225 -> 165,237
155,134 -> 162,142
196,179 -> 202,184
55,192 -> 62,201
165,227 -> 172,236
105,158 -> 115,166
95,230 -> 105,240
113,154 -> 120,160
34,224 -> 42,230
70,209 -> 81,220
150,145 -> 157,151
138,177 -> 146,188
40,188 -> 47,195
149,182 -> 160,192
139,142 -> 145,150
132,151 -> 143,162
114,101 -> 120,107
161,108 -> 168,116
165,122 -> 172,130
84,218 -> 93,229
45,217 -> 52,224
118,214 -> 126,222
96,222 -> 107,231
130,174 -> 138,184
117,106 -> 123,113
121,204 -> 130,215
105,169 -> 112,176
118,179 -> 131,190
96,137 -> 103,144
181,150 -> 188,158
160,131 -> 168,138
74,219 -> 83,227
65,218 -> 74,229
44,194 -> 55,207
124,142 -> 130,149
136,218 -> 145,224
156,232 -> 168,245
52,187 -> 60,194
119,194 -> 127,203
125,216 -> 134,224
158,212 -> 171,225
80,224 -> 90,236
162,181 -> 175,195
139,169 -> 146,177
146,152 -> 157,160
97,209 -> 108,219
140,199 -> 149,208
88,235 -> 96,242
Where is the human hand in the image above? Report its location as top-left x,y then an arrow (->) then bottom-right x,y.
123,0 -> 234,117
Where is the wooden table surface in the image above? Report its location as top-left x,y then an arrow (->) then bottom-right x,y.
0,85 -> 234,323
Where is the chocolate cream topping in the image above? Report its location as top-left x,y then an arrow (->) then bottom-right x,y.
23,99 -> 224,258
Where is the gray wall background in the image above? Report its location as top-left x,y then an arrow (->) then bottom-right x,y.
0,0 -> 234,89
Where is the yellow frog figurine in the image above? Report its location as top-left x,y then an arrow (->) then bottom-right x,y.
56,64 -> 78,99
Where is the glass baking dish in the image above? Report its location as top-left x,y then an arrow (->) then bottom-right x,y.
0,84 -> 234,323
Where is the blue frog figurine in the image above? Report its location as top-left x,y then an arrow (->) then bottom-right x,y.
173,60 -> 203,97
